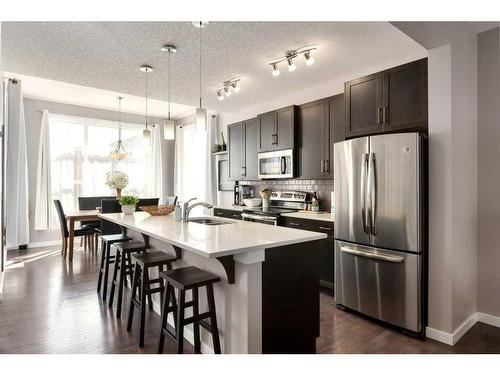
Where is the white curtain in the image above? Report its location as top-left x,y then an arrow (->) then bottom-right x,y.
149,124 -> 166,203
34,110 -> 57,230
174,119 -> 212,215
5,79 -> 30,248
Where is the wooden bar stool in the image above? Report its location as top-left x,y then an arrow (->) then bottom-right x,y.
97,233 -> 132,301
157,266 -> 222,354
108,241 -> 148,319
127,251 -> 177,347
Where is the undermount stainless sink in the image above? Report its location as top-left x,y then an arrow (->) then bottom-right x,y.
188,217 -> 232,225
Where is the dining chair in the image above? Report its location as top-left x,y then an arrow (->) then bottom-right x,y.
136,198 -> 160,210
54,199 -> 96,258
79,196 -> 115,250
165,195 -> 178,205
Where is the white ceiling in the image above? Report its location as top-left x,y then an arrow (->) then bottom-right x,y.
468,22 -> 499,34
1,22 -> 427,114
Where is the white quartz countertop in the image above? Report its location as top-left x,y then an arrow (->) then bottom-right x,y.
281,211 -> 335,223
98,212 -> 326,259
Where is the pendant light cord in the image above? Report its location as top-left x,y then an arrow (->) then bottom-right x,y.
145,70 -> 149,131
168,51 -> 171,120
118,97 -> 122,141
199,21 -> 202,109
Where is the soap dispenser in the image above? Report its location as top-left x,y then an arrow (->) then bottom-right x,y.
174,202 -> 182,222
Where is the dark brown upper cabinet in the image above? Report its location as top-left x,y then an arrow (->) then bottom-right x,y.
345,58 -> 428,138
258,106 -> 297,152
297,94 -> 345,180
228,118 -> 259,181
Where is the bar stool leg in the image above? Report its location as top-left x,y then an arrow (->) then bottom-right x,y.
192,287 -> 201,354
206,284 -> 221,354
108,250 -> 121,307
139,267 -> 147,347
158,281 -> 172,354
127,263 -> 141,332
102,243 -> 112,301
116,250 -> 128,319
97,239 -> 106,292
143,267 -> 154,312
176,290 -> 186,354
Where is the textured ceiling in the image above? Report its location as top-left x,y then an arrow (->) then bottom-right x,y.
1,22 -> 427,113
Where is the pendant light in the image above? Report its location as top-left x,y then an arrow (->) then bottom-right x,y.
110,96 -> 128,161
193,21 -> 208,130
140,65 -> 153,144
161,44 -> 176,140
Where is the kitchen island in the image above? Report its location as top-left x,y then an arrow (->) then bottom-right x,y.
99,212 -> 326,354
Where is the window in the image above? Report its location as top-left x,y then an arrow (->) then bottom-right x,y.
49,113 -> 151,213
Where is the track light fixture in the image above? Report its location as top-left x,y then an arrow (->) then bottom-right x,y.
269,46 -> 317,76
215,78 -> 241,101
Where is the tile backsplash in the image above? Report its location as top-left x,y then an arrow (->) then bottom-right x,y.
239,179 -> 334,212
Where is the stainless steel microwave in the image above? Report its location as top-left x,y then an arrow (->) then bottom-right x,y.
258,149 -> 294,179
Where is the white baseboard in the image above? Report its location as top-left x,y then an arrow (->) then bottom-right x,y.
7,240 -> 61,251
426,310 -> 500,346
426,313 -> 478,346
477,312 -> 500,328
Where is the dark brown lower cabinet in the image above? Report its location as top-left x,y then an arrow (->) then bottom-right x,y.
280,216 -> 334,291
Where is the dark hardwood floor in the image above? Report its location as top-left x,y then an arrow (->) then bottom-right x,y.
1,246 -> 500,354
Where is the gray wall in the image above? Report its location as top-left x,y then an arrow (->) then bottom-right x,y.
477,27 -> 500,317
23,97 -> 173,245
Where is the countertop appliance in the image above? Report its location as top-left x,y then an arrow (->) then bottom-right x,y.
258,149 -> 294,179
241,190 -> 308,225
334,132 -> 425,334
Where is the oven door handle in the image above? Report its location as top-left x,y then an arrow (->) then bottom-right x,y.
280,156 -> 286,174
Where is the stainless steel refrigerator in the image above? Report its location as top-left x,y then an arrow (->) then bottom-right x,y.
334,132 -> 425,333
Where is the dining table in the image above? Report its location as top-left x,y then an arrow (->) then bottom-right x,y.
64,209 -> 100,262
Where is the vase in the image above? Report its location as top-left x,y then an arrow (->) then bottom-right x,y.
262,198 -> 270,208
121,204 -> 135,215
116,188 -> 122,200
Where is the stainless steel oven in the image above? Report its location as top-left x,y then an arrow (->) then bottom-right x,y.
258,149 -> 294,179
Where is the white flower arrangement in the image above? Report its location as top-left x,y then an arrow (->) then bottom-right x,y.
105,171 -> 129,190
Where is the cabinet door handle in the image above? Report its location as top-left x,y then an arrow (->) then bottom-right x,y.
241,166 -> 246,176
383,106 -> 388,124
289,222 -> 301,227
319,226 -> 332,231
320,160 -> 325,173
232,214 -> 240,218
324,160 -> 329,173
377,107 -> 381,124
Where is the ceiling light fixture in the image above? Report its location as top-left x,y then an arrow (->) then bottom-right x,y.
194,21 -> 208,130
162,44 -> 176,140
110,96 -> 128,161
271,63 -> 280,77
215,78 -> 241,101
140,65 -> 153,144
304,50 -> 315,66
269,46 -> 317,76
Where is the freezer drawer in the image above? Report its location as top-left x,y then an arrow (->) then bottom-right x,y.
334,240 -> 421,332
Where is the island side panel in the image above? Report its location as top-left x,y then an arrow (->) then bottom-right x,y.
262,240 -> 321,354
121,230 -> 264,354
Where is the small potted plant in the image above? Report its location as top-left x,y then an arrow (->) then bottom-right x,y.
105,171 -> 128,199
119,195 -> 139,215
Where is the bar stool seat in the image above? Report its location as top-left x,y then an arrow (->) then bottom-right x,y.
158,266 -> 221,354
127,251 -> 177,347
108,241 -> 148,319
97,233 -> 132,301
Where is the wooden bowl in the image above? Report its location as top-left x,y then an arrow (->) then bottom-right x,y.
138,205 -> 175,216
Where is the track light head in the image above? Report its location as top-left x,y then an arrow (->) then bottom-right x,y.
304,50 -> 315,66
232,81 -> 240,93
287,57 -> 296,72
224,86 -> 232,97
271,63 -> 280,77
217,90 -> 225,101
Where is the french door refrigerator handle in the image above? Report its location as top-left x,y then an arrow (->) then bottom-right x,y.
361,153 -> 369,234
340,246 -> 404,263
369,153 -> 377,235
